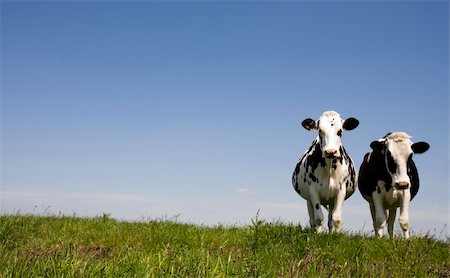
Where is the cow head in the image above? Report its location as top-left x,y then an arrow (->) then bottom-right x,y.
302,111 -> 359,159
370,132 -> 430,190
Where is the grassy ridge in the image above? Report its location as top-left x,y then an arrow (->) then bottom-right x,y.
0,214 -> 448,277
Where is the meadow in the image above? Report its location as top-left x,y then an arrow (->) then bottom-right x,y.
0,213 -> 448,277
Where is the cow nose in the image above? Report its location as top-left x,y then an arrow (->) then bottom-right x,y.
324,149 -> 338,158
395,181 -> 409,189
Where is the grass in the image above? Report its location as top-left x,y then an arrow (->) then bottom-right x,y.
0,213 -> 448,277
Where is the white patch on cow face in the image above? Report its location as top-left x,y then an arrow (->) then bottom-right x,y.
384,133 -> 413,189
318,111 -> 344,159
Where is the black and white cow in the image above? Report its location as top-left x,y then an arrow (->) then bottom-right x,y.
292,111 -> 359,232
358,132 -> 430,238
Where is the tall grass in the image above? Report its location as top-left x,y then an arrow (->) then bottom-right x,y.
0,213 -> 448,277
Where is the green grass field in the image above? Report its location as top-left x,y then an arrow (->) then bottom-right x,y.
0,214 -> 448,277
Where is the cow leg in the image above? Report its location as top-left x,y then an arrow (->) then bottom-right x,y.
309,192 -> 324,233
387,208 -> 397,239
369,203 -> 376,229
372,192 -> 387,237
329,190 -> 346,232
306,200 -> 316,229
327,203 -> 334,232
375,209 -> 388,237
399,191 -> 411,239
369,204 -> 384,237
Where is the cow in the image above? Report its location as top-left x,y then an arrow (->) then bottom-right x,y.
358,132 -> 430,238
292,111 -> 359,232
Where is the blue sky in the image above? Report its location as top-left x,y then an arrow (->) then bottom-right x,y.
1,2 -> 448,236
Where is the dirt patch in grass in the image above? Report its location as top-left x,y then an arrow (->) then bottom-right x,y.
77,246 -> 112,259
19,246 -> 55,259
18,244 -> 112,260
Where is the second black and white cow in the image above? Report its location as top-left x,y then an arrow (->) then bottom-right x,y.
292,111 -> 359,232
358,132 -> 430,238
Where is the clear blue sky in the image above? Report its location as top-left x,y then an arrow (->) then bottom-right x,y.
1,2 -> 448,236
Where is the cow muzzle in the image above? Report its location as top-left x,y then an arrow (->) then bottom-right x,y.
395,181 -> 409,190
324,149 -> 340,159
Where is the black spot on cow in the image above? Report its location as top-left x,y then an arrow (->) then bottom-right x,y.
305,142 -> 326,174
315,203 -> 320,210
339,146 -> 346,164
299,155 -> 305,166
407,154 -> 413,175
350,165 -> 356,182
296,141 -> 317,171
295,163 -> 301,175
309,172 -> 318,183
306,141 -> 316,155
332,159 -> 338,170
408,158 -> 420,200
293,182 -> 301,195
342,146 -> 355,181
337,129 -> 342,137
384,179 -> 393,193
359,150 -> 389,197
386,150 -> 397,174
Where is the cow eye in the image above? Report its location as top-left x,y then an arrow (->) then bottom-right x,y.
337,130 -> 342,137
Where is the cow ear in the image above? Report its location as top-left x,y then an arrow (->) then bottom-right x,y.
370,140 -> 384,152
411,142 -> 430,154
301,118 -> 317,130
343,117 -> 359,130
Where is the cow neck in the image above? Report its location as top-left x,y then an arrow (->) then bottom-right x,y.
325,158 -> 338,176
